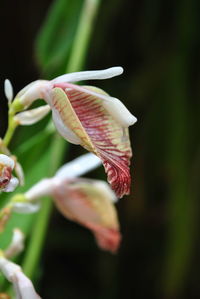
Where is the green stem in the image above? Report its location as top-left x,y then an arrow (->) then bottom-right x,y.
66,0 -> 100,73
22,0 -> 102,280
22,135 -> 66,278
3,99 -> 24,146
3,114 -> 18,147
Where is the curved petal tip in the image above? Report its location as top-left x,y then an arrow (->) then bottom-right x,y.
94,227 -> 121,253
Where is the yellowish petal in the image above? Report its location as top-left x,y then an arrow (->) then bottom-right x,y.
50,86 -> 132,198
53,178 -> 121,253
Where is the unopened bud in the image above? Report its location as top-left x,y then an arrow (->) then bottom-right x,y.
4,79 -> 13,104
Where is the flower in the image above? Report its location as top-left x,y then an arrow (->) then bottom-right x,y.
0,154 -> 18,192
22,153 -> 121,253
0,139 -> 24,186
0,257 -> 41,299
13,67 -> 137,198
53,178 -> 121,253
0,229 -> 40,298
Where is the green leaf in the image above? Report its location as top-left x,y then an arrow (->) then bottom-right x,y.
35,0 -> 83,77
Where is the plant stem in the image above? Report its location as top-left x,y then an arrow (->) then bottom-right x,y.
22,135 -> 66,277
3,114 -> 18,147
22,0 -> 102,280
66,0 -> 100,73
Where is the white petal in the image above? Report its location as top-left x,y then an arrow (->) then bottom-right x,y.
4,177 -> 19,192
4,79 -> 14,103
16,80 -> 50,108
25,178 -> 54,201
4,229 -> 24,259
102,96 -> 137,127
0,258 -> 41,299
0,154 -> 15,169
52,109 -> 81,144
92,181 -> 117,203
15,162 -> 25,186
0,258 -> 21,279
16,81 -> 40,98
12,270 -> 41,299
12,202 -> 40,214
64,84 -> 137,127
14,105 -> 51,125
24,155 -> 101,201
55,153 -> 102,179
52,67 -> 124,84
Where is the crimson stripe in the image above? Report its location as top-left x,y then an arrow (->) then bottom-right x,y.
54,84 -> 132,198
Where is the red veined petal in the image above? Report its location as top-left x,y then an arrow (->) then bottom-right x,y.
51,85 -> 132,198
53,178 -> 121,253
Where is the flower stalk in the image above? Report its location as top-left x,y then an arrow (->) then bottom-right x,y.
3,97 -> 24,147
21,0 -> 103,280
66,0 -> 101,73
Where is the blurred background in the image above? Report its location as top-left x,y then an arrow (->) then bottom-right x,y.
0,0 -> 200,298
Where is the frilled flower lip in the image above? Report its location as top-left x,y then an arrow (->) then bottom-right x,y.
48,84 -> 134,198
14,67 -> 137,198
52,178 -> 121,253
24,153 -> 121,253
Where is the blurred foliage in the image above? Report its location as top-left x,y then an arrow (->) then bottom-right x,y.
0,0 -> 200,298
36,0 -> 83,77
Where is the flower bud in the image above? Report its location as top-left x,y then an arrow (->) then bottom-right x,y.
4,79 -> 13,104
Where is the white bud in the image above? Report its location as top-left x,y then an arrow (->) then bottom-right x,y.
4,79 -> 14,104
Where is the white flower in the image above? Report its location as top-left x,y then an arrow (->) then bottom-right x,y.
0,257 -> 41,299
0,154 -> 19,192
